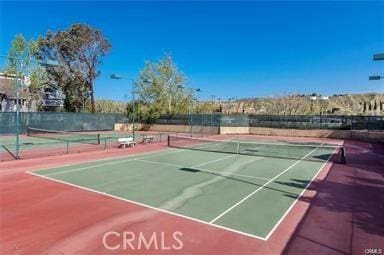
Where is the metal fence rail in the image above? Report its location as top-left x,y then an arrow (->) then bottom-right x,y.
150,114 -> 384,130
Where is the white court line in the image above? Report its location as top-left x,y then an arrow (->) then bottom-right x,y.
263,145 -> 338,240
191,154 -> 237,167
28,139 -> 337,241
41,137 -> 233,176
33,148 -> 178,173
209,145 -> 322,224
135,157 -> 270,181
26,170 -> 267,241
43,149 -> 186,176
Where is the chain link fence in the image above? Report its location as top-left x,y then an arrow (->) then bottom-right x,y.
150,114 -> 384,131
0,112 -> 127,135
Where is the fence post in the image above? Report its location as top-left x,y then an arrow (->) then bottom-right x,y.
201,113 -> 203,136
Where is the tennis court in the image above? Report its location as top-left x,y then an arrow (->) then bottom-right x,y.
0,128 -> 167,161
27,135 -> 342,240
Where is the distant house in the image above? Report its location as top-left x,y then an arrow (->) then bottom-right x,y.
40,84 -> 65,110
0,74 -> 29,112
309,95 -> 329,101
0,72 -> 65,112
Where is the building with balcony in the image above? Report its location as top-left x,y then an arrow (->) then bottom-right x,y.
0,73 -> 65,112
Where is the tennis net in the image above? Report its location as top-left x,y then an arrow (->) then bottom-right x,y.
168,135 -> 345,163
27,127 -> 100,145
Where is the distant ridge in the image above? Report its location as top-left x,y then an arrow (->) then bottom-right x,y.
212,93 -> 384,115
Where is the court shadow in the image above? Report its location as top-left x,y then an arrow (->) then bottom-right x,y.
275,179 -> 310,189
283,141 -> 384,254
178,167 -> 302,197
179,167 -> 200,173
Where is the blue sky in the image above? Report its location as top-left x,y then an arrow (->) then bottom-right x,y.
1,1 -> 383,101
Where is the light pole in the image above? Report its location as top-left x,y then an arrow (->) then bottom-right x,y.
175,85 -> 201,136
110,74 -> 152,140
190,88 -> 202,136
167,80 -> 183,114
369,53 -> 384,81
15,58 -> 20,159
211,95 -> 216,128
369,76 -> 384,80
110,74 -> 137,140
82,89 -> 92,112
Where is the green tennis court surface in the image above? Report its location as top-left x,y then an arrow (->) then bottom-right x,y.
0,130 -> 165,156
30,139 -> 338,239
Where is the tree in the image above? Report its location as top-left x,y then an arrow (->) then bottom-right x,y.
3,34 -> 46,108
37,24 -> 111,112
137,54 -> 192,121
95,99 -> 127,113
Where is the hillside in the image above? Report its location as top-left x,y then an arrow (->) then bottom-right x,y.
215,93 -> 384,115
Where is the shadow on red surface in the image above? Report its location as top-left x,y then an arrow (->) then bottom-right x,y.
283,141 -> 384,255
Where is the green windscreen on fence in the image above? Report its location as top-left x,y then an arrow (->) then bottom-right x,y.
1,112 -> 383,135
150,114 -> 384,130
0,112 -> 127,135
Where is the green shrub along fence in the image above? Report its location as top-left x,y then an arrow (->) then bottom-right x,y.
151,114 -> 384,130
0,112 -> 127,135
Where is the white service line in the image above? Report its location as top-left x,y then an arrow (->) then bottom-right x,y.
209,145 -> 322,224
192,154 -> 237,168
43,148 -> 188,176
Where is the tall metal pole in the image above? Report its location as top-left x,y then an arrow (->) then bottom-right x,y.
169,92 -> 172,114
15,58 -> 20,159
211,95 -> 215,128
189,101 -> 192,137
132,80 -> 136,141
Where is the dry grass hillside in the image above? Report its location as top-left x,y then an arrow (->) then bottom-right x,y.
215,93 -> 384,115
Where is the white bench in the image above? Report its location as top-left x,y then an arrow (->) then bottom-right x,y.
118,137 -> 136,148
142,135 -> 155,144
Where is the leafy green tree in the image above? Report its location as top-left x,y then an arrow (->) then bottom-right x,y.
3,34 -> 47,106
37,23 -> 111,112
4,34 -> 40,77
137,54 -> 193,121
95,99 -> 127,113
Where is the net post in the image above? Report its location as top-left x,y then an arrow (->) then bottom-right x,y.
104,138 -> 107,150
167,135 -> 170,147
66,141 -> 69,154
341,146 -> 346,164
97,134 -> 101,145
